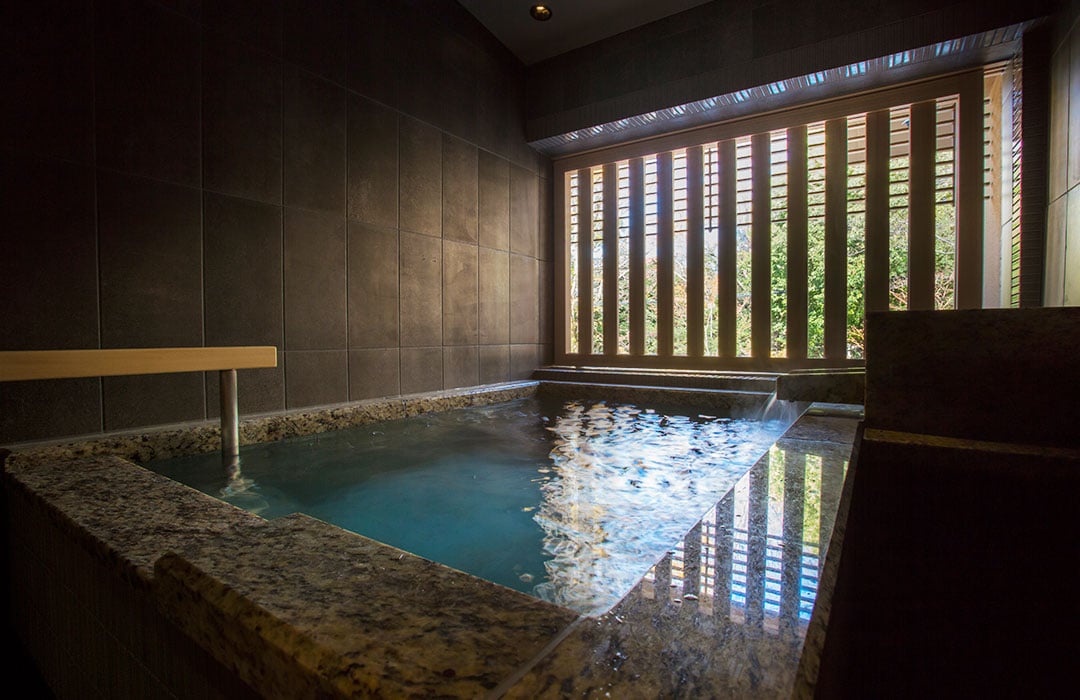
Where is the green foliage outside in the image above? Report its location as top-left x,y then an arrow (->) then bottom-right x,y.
570,152 -> 959,360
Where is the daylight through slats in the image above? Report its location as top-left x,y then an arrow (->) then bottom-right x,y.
557,70 -> 1004,369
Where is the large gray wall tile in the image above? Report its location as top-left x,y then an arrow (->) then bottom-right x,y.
204,0 -> 283,56
0,0 -> 93,163
400,347 -> 443,394
399,232 -> 442,347
103,373 -> 205,431
1045,196 -> 1066,305
443,346 -> 478,390
478,345 -> 510,384
399,117 -> 443,236
95,0 -> 200,186
205,356 -> 286,417
283,0 -> 345,85
443,240 -> 478,345
1070,27 -> 1080,190
203,36 -> 282,205
348,223 -> 399,348
539,261 -> 553,344
0,0 -> 544,444
349,348 -> 400,400
347,96 -> 398,228
345,0 -> 401,107
479,151 -> 509,250
98,172 -> 202,348
439,31 -> 479,144
203,192 -> 283,347
510,344 -> 542,380
1050,41 -> 1070,202
538,174 -> 553,261
1066,189 -> 1080,305
0,379 -> 101,444
509,164 -> 538,257
476,53 -> 514,159
397,16 -> 444,130
443,135 -> 479,243
510,254 -> 539,344
284,66 -> 346,214
285,350 -> 348,408
479,247 -> 509,344
0,154 -> 97,350
284,208 -> 347,349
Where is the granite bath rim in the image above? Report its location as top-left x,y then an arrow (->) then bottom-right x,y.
2,379 -> 849,698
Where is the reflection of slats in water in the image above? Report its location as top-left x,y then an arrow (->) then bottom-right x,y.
682,445 -> 848,632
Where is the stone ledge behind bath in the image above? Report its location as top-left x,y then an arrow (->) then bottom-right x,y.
537,380 -> 771,417
3,381 -> 539,468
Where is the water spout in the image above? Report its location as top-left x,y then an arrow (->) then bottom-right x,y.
759,390 -> 806,428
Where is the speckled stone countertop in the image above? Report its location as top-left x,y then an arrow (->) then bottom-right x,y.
156,514 -> 579,698
3,454 -> 266,587
3,385 -> 859,698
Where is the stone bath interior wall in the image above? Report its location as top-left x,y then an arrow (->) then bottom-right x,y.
0,0 -> 553,444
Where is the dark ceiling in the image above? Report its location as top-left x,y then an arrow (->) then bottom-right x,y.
457,0 -> 714,65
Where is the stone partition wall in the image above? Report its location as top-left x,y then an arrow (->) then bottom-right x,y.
864,307 -> 1080,447
819,305 -> 1080,695
1,0 -> 553,445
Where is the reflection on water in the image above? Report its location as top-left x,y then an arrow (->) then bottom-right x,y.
146,396 -> 802,616
532,400 -> 790,614
638,444 -> 848,633
217,466 -> 269,515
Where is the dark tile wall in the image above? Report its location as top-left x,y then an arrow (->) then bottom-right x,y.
0,0 -> 552,443
525,0 -> 1059,141
1045,8 -> 1080,305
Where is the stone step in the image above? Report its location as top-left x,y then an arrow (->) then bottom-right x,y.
532,366 -> 778,393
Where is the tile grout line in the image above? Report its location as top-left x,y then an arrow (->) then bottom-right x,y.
92,0 -> 104,434
344,85 -> 351,404
280,44 -> 288,411
198,23 -> 207,421
396,112 -> 403,398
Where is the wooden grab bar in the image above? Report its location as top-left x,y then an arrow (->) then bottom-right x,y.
0,347 -> 278,465
0,346 -> 277,382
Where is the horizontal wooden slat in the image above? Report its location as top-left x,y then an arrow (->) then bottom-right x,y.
0,347 -> 278,382
555,71 -> 976,171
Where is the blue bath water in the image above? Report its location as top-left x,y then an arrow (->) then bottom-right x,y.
147,396 -> 792,615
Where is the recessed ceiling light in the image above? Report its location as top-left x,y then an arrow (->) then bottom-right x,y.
530,4 -> 552,22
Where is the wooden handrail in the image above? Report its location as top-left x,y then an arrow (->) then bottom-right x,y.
1,347 -> 278,464
0,347 -> 277,382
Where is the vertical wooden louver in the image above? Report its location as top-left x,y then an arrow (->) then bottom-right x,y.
554,69 -> 1006,370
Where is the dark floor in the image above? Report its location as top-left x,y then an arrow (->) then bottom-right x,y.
3,625 -> 53,699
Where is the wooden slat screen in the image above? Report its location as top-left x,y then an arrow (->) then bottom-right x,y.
556,70 -> 1002,370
